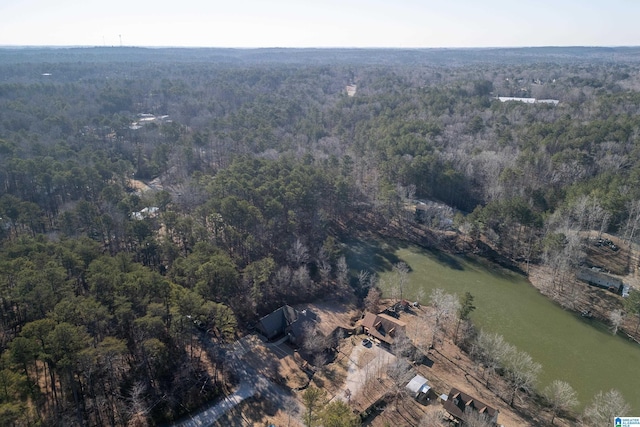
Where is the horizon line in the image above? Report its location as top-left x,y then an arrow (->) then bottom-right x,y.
1,44 -> 640,50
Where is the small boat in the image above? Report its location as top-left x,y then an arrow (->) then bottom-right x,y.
581,310 -> 593,319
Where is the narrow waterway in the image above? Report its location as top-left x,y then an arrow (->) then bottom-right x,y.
351,240 -> 640,412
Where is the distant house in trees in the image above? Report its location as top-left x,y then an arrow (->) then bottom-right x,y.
361,312 -> 406,346
442,387 -> 499,425
131,206 -> 159,220
577,268 -> 624,294
497,96 -> 536,104
129,113 -> 171,130
346,84 -> 357,96
412,199 -> 455,228
495,96 -> 559,105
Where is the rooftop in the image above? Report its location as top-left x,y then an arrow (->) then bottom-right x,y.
442,387 -> 498,423
361,312 -> 407,345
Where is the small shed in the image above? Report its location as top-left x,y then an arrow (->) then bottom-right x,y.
406,375 -> 431,403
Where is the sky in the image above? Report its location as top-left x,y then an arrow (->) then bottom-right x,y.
1,0 -> 639,48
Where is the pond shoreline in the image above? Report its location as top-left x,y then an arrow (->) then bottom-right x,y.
356,225 -> 640,413
512,247 -> 640,346
377,219 -> 640,345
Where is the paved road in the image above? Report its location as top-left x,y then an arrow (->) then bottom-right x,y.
173,381 -> 256,427
172,335 -> 302,427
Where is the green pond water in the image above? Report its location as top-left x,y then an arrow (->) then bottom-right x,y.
347,239 -> 640,412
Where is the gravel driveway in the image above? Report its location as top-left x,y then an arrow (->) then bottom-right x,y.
337,341 -> 396,402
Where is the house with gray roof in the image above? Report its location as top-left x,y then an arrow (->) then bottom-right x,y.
256,305 -> 298,341
577,268 -> 624,294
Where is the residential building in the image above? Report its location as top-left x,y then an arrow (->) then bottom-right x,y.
361,312 -> 407,346
442,387 -> 498,425
577,268 -> 624,294
256,305 -> 298,341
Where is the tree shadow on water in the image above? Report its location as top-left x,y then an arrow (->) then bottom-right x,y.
346,237 -> 467,274
410,244 -> 464,271
345,238 -> 403,274
429,249 -> 464,271
463,253 -> 526,279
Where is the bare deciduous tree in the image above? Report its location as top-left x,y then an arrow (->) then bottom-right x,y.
502,346 -> 541,407
127,381 -> 149,426
542,227 -> 584,302
288,238 -> 309,267
455,292 -> 475,344
357,270 -> 370,291
463,406 -> 494,427
419,408 -> 447,426
390,282 -> 401,303
570,195 -> 607,233
409,308 -> 433,356
293,265 -> 312,296
317,247 -> 332,285
367,273 -> 378,290
582,389 -> 630,427
313,352 -> 328,369
393,262 -> 410,301
415,288 -> 426,306
624,290 -> 640,333
302,322 -> 326,355
386,358 -> 413,411
364,287 -> 381,314
543,380 -> 579,424
609,309 -> 624,335
387,357 -> 414,387
429,288 -> 460,348
318,261 -> 331,286
472,330 -> 510,388
274,266 -> 292,289
391,329 -> 415,360
336,256 -> 349,293
623,199 -> 640,244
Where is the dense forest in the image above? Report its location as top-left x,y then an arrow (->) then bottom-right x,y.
1,47 -> 640,425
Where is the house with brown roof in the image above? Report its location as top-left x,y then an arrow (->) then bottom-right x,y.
361,312 -> 407,345
442,387 -> 498,425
